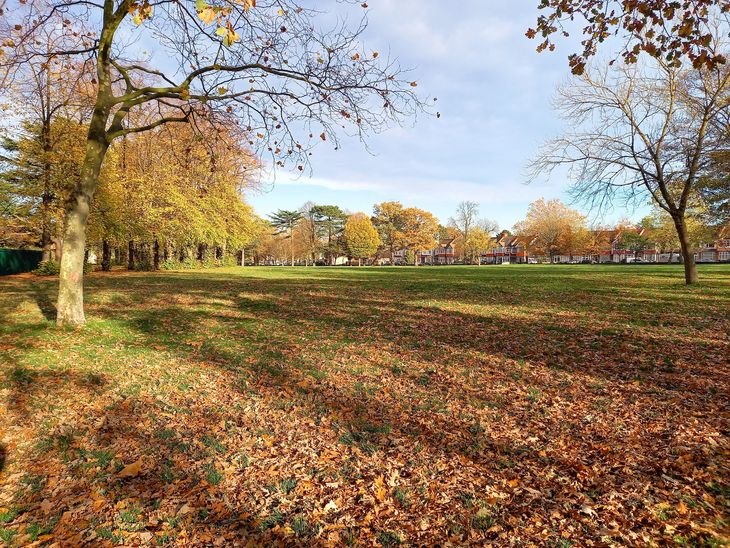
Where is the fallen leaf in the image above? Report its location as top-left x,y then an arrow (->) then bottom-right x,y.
118,458 -> 143,478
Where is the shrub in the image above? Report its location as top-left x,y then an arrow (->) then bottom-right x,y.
133,258 -> 154,271
160,255 -> 239,271
34,260 -> 92,276
33,260 -> 60,276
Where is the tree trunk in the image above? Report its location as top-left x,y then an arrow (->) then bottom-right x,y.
673,214 -> 698,284
153,239 -> 160,271
41,202 -> 53,263
101,240 -> 111,271
56,133 -> 108,325
127,240 -> 135,270
53,237 -> 63,263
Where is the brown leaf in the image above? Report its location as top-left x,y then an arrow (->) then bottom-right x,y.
117,458 -> 143,478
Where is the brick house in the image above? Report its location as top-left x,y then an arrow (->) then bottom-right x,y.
394,237 -> 457,265
481,231 -> 537,264
695,224 -> 730,263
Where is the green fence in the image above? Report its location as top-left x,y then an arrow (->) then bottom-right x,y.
0,248 -> 43,276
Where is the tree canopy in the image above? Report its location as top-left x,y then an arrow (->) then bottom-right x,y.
528,0 -> 729,75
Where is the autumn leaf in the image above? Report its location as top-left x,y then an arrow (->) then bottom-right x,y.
118,458 -> 144,478
373,475 -> 387,502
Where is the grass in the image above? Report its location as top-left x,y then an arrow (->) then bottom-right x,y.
0,264 -> 728,545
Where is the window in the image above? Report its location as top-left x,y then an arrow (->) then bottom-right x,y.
719,251 -> 730,261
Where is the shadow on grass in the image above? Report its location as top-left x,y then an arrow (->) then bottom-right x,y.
0,266 -> 728,544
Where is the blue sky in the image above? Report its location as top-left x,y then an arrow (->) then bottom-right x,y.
248,0 -> 652,230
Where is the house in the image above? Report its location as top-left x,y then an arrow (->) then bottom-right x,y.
393,237 -> 457,265
481,232 -> 537,264
695,224 -> 730,263
586,227 -> 661,264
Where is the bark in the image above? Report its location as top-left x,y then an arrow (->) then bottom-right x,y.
101,240 -> 111,271
673,214 -> 698,284
56,131 -> 108,325
153,239 -> 160,271
41,199 -> 53,263
127,240 -> 135,270
53,237 -> 63,263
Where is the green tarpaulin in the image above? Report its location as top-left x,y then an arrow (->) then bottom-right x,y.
0,248 -> 43,276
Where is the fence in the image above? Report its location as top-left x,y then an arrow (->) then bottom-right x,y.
0,248 -> 43,276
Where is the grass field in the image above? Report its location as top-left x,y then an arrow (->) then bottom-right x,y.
0,265 -> 728,546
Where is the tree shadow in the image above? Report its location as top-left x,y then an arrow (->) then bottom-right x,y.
30,281 -> 57,322
1,267 -> 728,544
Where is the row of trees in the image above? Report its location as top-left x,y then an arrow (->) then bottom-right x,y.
513,198 -> 719,261
256,202 -> 444,266
1,116 -> 262,271
251,195 -> 725,267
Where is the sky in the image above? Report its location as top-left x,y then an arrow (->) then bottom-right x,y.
247,0 -> 651,230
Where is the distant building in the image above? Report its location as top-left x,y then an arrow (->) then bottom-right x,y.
481,232 -> 537,264
696,224 -> 730,263
394,237 -> 457,265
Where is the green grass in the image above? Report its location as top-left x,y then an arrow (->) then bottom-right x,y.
0,264 -> 728,546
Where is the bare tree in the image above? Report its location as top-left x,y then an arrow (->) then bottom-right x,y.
531,53 -> 729,284
449,200 -> 479,262
1,0 -> 425,324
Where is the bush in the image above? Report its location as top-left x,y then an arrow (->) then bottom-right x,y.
160,255 -> 239,271
160,257 -> 201,270
34,260 -> 92,276
133,258 -> 154,271
33,260 -> 60,276
220,255 -> 238,267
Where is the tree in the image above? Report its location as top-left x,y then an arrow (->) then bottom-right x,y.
0,118 -> 87,258
311,205 -> 348,265
83,120 -> 260,271
269,209 -> 303,266
618,231 -> 652,257
343,213 -> 380,266
528,0 -> 729,75
463,227 -> 494,265
2,0 -> 423,324
699,151 -> 730,225
448,200 -> 479,261
644,208 -> 713,260
401,207 -> 439,265
1,16 -> 94,261
531,53 -> 729,283
298,202 -> 319,266
372,201 -> 407,264
514,199 -> 587,261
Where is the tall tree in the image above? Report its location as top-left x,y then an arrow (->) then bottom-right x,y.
298,202 -> 319,266
528,0 -> 728,75
448,200 -> 479,261
311,205 -> 347,265
0,118 -> 87,257
463,227 -> 494,266
1,0 -> 423,324
531,53 -> 729,283
401,207 -> 439,265
514,199 -> 587,261
372,201 -> 407,265
269,209 -> 303,266
2,17 -> 94,260
343,212 -> 380,266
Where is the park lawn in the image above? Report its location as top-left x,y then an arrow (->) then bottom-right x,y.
0,265 -> 728,546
